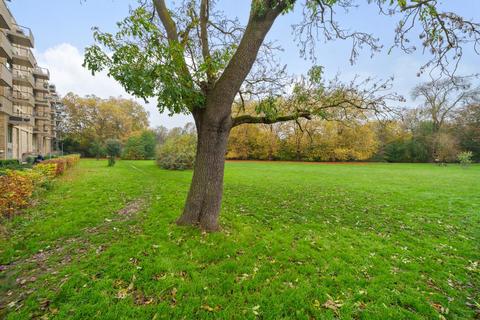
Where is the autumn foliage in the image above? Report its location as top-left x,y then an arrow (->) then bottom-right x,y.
0,155 -> 80,217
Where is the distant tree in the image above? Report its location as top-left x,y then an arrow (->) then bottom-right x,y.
454,104 -> 480,161
61,93 -> 149,156
122,130 -> 157,160
89,140 -> 105,160
84,0 -> 480,231
156,134 -> 196,170
227,125 -> 273,160
411,77 -> 480,160
434,132 -> 459,163
105,139 -> 122,167
411,77 -> 480,134
122,136 -> 144,160
140,130 -> 157,159
154,126 -> 169,146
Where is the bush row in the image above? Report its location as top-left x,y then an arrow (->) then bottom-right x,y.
0,154 -> 80,217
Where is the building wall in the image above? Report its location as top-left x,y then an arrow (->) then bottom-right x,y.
0,0 -> 60,161
0,113 -> 6,158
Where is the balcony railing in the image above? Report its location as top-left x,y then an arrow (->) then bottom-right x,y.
33,67 -> 50,80
0,32 -> 12,59
0,63 -> 12,87
12,69 -> 34,87
34,81 -> 49,92
0,94 -> 13,114
33,125 -> 49,133
33,111 -> 51,119
8,24 -> 34,48
9,110 -> 32,125
11,90 -> 35,106
0,0 -> 12,30
12,48 -> 35,68
35,95 -> 49,106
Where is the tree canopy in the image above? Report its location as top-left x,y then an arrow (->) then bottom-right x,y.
61,93 -> 150,156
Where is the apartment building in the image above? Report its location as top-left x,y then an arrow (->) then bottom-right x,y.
0,0 -> 60,160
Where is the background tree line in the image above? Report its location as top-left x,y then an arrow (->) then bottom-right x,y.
59,76 -> 479,164
227,77 -> 480,163
59,93 -> 158,160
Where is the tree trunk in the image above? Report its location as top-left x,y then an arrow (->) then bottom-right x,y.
175,5 -> 284,231
176,108 -> 231,231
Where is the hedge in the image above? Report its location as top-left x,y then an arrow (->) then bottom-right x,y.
0,154 -> 80,217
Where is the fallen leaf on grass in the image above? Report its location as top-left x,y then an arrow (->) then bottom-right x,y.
431,302 -> 449,315
170,287 -> 178,306
322,297 -> 343,315
201,304 -> 221,312
354,301 -> 367,310
116,275 -> 136,299
252,305 -> 261,316
116,288 -> 129,299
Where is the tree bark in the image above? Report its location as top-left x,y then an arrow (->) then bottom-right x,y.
176,107 -> 232,231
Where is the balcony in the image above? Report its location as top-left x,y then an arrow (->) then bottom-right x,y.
33,111 -> 50,120
9,111 -> 32,125
0,63 -> 12,87
12,70 -> 34,88
0,31 -> 12,59
11,90 -> 34,107
33,125 -> 48,134
33,67 -> 49,80
0,1 -> 12,30
34,81 -> 49,93
12,48 -> 35,68
0,94 -> 12,114
50,95 -> 59,103
8,24 -> 34,48
35,94 -> 50,106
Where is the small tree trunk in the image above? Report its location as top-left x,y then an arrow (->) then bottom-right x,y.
176,110 -> 231,231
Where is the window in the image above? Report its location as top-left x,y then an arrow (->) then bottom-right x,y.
7,125 -> 13,143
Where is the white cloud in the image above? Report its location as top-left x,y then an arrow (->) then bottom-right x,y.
36,43 -> 192,129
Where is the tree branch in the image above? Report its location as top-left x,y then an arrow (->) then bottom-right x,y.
210,1 -> 288,110
200,0 -> 213,83
153,0 -> 180,42
232,111 -> 312,127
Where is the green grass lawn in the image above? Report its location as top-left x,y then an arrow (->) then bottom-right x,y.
1,159 -> 479,319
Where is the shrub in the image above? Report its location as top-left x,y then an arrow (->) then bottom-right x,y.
26,156 -> 36,165
43,159 -> 65,176
0,159 -> 24,171
41,154 -> 80,176
34,163 -> 57,179
0,155 -> 80,217
122,130 -> 157,160
105,139 -> 122,167
0,159 -> 20,167
89,141 -> 106,160
457,151 -> 473,167
156,134 -> 196,170
122,136 -> 145,160
0,170 -> 35,217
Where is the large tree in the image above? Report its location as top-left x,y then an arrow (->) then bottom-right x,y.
411,76 -> 480,159
411,77 -> 480,134
84,0 -> 480,231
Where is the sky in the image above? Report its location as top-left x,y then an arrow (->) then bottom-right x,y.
7,0 -> 480,129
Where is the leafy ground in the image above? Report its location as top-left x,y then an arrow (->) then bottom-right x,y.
0,159 -> 479,319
